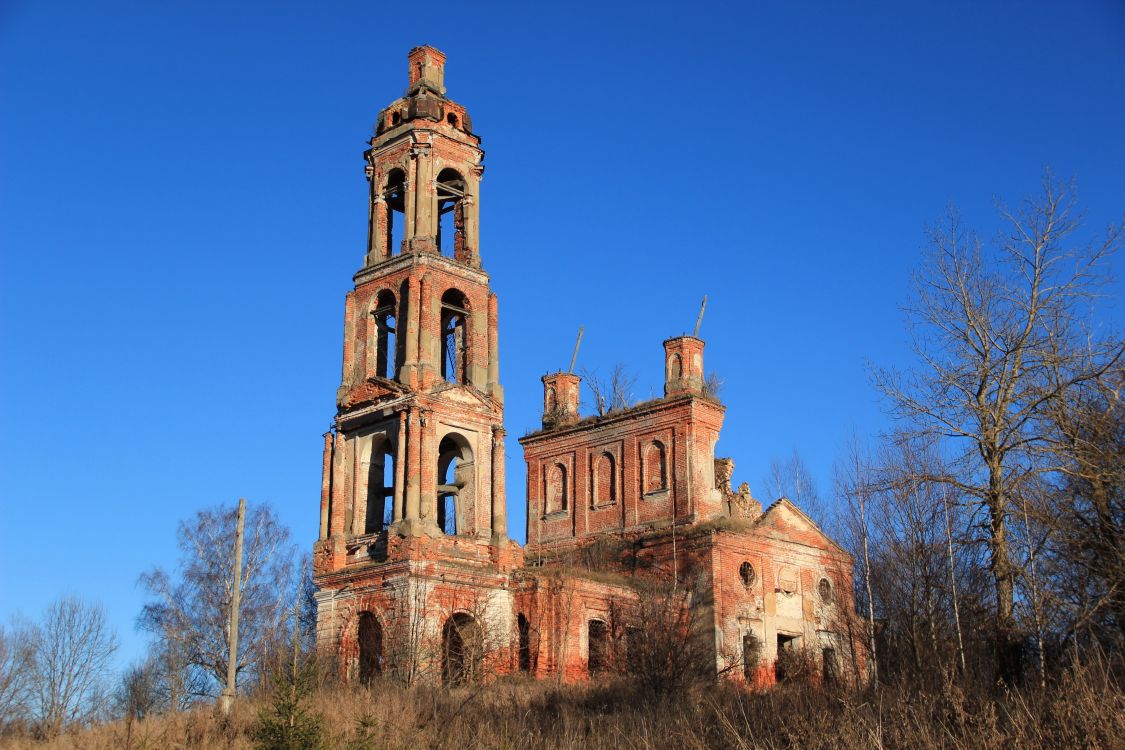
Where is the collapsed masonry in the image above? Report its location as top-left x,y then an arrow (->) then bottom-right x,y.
312,46 -> 864,687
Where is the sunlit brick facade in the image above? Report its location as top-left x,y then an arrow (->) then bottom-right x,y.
312,47 -> 864,688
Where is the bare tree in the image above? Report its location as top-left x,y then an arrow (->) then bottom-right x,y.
1044,371 -> 1125,654
382,578 -> 438,685
764,448 -> 829,528
138,500 -> 297,701
0,621 -> 32,730
611,577 -> 717,695
256,556 -> 320,690
835,438 -> 879,688
582,364 -> 637,416
873,174 -> 1123,681
702,370 -> 725,399
114,656 -> 165,748
24,597 -> 118,737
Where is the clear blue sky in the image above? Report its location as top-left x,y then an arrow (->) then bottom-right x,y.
2,1 -> 1123,669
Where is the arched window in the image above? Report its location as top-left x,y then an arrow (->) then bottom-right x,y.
446,112 -> 459,128
587,620 -> 609,675
437,433 -> 473,536
517,614 -> 532,672
818,578 -> 833,603
668,353 -> 682,381
357,612 -> 383,685
643,440 -> 667,494
545,463 -> 568,514
440,289 -> 469,384
372,290 -> 397,380
383,169 -> 406,256
365,439 -> 395,534
442,612 -> 483,686
435,168 -> 466,259
593,452 -> 616,506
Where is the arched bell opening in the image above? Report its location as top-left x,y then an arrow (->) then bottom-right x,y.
364,435 -> 396,535
383,168 -> 406,256
440,289 -> 470,385
435,168 -> 467,260
371,289 -> 398,380
437,432 -> 474,536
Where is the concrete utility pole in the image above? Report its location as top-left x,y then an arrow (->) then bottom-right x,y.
220,497 -> 246,715
291,582 -> 301,683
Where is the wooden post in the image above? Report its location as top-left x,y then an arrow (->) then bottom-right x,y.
219,497 -> 246,715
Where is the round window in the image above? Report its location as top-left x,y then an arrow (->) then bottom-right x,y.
739,561 -> 755,588
818,578 -> 833,602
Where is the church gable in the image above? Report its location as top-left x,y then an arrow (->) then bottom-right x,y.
754,499 -> 846,555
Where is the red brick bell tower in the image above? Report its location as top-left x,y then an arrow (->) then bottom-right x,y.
313,50 -> 517,677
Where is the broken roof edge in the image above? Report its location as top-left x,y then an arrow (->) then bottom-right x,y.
518,390 -> 724,443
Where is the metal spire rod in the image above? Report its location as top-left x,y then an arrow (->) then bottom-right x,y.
568,325 -> 584,373
693,295 -> 708,338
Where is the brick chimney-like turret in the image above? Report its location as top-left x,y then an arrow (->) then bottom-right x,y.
664,336 -> 705,397
407,45 -> 446,94
541,372 -> 581,428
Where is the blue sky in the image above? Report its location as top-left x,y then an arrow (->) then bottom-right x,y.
2,1 -> 1123,668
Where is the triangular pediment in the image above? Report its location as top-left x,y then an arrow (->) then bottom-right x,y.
754,498 -> 848,555
430,382 -> 496,410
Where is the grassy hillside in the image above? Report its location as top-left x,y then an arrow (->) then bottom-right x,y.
1,662 -> 1122,750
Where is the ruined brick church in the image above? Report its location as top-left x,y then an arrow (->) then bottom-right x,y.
312,47 -> 861,687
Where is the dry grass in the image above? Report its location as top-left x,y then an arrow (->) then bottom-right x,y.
2,663 -> 1122,750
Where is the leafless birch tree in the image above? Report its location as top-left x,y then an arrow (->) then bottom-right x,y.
138,500 -> 297,701
764,448 -> 830,529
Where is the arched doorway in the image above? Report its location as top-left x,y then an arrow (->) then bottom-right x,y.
442,612 -> 483,685
357,612 -> 383,685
